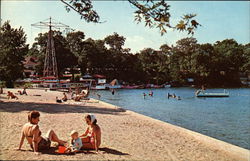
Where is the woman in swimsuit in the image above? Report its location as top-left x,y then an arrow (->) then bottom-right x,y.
17,111 -> 66,154
80,114 -> 101,153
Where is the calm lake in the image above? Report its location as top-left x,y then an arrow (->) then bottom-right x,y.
89,88 -> 250,149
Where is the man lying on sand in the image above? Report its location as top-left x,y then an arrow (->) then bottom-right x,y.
7,91 -> 18,100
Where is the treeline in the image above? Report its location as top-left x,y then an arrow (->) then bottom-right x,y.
1,21 -> 250,87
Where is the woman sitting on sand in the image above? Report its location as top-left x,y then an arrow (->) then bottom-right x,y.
74,90 -> 89,102
80,114 -> 101,153
62,92 -> 67,102
17,111 -> 66,154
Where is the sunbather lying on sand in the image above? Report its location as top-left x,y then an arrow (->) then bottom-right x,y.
74,90 -> 89,102
17,111 -> 66,154
56,93 -> 68,103
7,91 -> 18,99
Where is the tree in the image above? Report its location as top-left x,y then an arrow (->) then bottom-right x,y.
212,39 -> 244,86
104,33 -> 132,80
61,0 -> 200,36
66,31 -> 85,56
192,43 -> 215,85
0,21 -> 28,87
29,31 -> 77,77
65,31 -> 85,80
138,48 -> 162,84
169,37 -> 198,85
241,43 -> 250,73
104,32 -> 125,52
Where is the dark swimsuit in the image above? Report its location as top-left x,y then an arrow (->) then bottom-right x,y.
27,129 -> 51,151
38,137 -> 51,151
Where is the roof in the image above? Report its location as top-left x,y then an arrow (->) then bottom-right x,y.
42,76 -> 57,80
82,74 -> 92,78
110,79 -> 119,86
93,74 -> 106,78
23,56 -> 39,66
62,74 -> 73,78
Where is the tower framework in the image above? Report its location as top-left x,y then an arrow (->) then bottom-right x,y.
31,17 -> 74,78
43,25 -> 58,78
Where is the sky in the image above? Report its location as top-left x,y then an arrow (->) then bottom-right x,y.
1,1 -> 249,53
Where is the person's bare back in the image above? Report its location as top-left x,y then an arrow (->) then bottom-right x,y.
22,123 -> 42,147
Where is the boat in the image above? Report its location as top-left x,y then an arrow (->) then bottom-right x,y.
91,85 -> 109,90
195,90 -> 229,97
109,79 -> 122,89
122,85 -> 140,89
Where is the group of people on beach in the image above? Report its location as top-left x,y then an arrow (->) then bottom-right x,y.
56,88 -> 89,103
17,111 -> 101,154
2,87 -> 28,100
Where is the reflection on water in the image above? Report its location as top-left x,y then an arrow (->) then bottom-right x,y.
90,88 -> 250,149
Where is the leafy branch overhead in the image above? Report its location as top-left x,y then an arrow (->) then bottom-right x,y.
61,0 -> 100,23
61,0 -> 201,36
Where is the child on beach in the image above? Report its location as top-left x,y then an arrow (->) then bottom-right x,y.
65,130 -> 83,153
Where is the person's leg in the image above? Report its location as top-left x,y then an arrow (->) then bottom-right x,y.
81,142 -> 95,149
81,137 -> 95,149
45,129 -> 66,145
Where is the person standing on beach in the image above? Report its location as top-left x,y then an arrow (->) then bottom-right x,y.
80,114 -> 101,153
17,111 -> 66,154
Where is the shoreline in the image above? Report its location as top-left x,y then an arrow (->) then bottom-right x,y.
97,99 -> 249,158
0,88 -> 249,160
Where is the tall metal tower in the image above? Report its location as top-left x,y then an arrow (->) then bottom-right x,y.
31,17 -> 74,78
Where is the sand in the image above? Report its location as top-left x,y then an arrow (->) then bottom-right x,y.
0,88 -> 249,161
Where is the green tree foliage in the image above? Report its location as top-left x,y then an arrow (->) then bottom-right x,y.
26,28 -> 248,87
103,33 -> 135,81
66,31 -> 85,56
169,37 -> 198,84
212,39 -> 244,87
192,43 -> 215,85
137,47 -> 169,84
0,21 -> 28,87
61,0 -> 200,36
240,43 -> 250,73
61,0 -> 100,23
29,31 -> 77,77
80,38 -> 109,74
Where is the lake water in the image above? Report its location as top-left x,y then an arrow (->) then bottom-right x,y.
89,88 -> 250,149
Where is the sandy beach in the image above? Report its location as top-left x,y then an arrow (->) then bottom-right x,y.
0,88 -> 249,161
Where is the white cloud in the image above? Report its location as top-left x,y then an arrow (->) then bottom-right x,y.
124,35 -> 156,53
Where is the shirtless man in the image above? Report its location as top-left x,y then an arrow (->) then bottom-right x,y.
7,91 -> 18,99
17,111 -> 66,154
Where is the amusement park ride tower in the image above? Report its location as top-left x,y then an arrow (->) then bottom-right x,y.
31,17 -> 73,78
